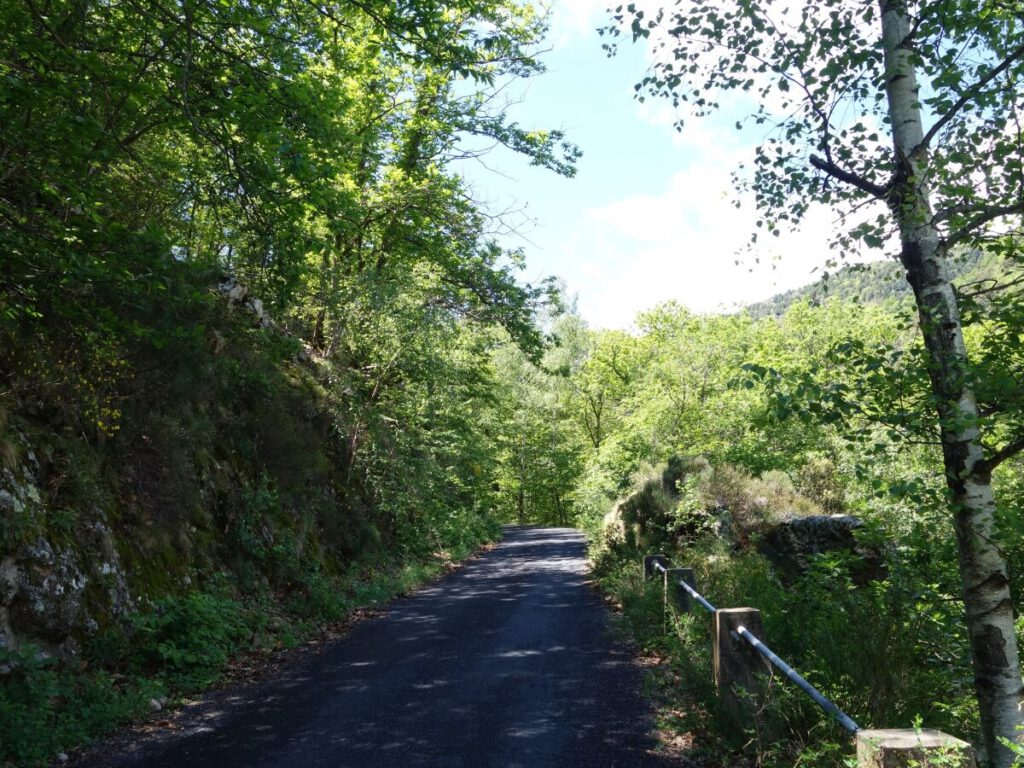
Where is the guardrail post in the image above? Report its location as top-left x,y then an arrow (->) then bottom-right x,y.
664,567 -> 696,613
642,553 -> 668,581
855,729 -> 975,767
714,607 -> 768,725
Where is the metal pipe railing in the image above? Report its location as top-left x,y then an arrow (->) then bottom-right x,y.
653,560 -> 717,613
732,625 -> 861,734
644,552 -> 970,761
649,554 -> 858,733
677,577 -> 717,614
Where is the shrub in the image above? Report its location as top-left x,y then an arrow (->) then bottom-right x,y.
697,464 -> 820,545
129,590 -> 250,689
795,456 -> 847,513
0,645 -> 160,767
596,533 -> 981,767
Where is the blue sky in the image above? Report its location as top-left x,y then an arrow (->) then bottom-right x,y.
456,0 -> 882,329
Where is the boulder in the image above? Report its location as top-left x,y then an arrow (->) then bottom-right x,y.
758,514 -> 887,584
219,275 -> 273,328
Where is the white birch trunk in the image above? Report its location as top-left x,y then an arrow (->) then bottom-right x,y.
878,2 -> 1024,765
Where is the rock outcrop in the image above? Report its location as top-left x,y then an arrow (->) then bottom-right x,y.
218,276 -> 273,328
0,450 -> 133,656
757,514 -> 887,584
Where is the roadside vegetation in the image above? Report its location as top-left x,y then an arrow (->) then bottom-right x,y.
0,0 -> 567,763
0,547 -> 487,766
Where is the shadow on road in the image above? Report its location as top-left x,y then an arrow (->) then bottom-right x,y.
78,527 -> 677,768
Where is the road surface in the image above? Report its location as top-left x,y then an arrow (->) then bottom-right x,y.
78,526 -> 672,767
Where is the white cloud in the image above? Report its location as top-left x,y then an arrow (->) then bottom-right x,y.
547,0 -> 616,47
560,148 -> 890,329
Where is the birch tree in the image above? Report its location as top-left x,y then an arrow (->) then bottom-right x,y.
606,1 -> 1024,764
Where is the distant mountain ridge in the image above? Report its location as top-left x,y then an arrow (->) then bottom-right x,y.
742,249 -> 1003,318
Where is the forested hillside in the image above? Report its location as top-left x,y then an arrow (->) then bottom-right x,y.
0,1 -> 578,763
743,248 -> 1006,318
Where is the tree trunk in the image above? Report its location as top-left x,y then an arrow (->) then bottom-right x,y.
879,3 -> 1024,765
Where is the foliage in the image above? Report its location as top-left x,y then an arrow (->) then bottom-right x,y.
5,0 -> 1024,763
1,535 -> 490,767
604,1 -> 1024,761
559,283 -> 1024,764
0,0 -> 581,761
0,0 -> 576,573
0,644 -> 163,767
128,589 -> 250,689
594,530 -> 980,767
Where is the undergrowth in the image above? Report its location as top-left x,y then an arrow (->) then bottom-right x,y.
591,539 -> 981,768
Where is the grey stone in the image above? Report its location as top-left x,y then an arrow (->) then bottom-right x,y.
247,297 -> 273,328
0,557 -> 19,604
0,489 -> 16,512
758,514 -> 887,584
23,483 -> 40,504
219,276 -> 248,303
219,276 -> 274,327
9,543 -> 88,641
0,606 -> 15,650
21,537 -> 54,566
87,522 -> 133,618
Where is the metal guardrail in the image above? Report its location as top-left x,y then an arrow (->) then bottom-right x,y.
651,558 -> 860,734
677,576 -> 717,614
732,625 -> 861,733
653,560 -> 716,613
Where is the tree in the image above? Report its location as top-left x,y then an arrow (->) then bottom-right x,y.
490,316 -> 585,526
606,1 -> 1024,763
0,0 -> 581,465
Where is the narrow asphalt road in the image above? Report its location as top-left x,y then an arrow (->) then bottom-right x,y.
78,527 -> 672,768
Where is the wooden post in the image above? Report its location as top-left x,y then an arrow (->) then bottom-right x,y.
642,553 -> 668,581
664,567 -> 696,613
713,608 -> 768,724
856,729 -> 975,767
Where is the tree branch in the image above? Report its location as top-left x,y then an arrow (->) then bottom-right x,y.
933,201 -> 1020,224
809,155 -> 889,198
977,435 -> 1024,476
957,272 -> 1024,300
917,41 -> 1024,152
944,203 -> 1024,248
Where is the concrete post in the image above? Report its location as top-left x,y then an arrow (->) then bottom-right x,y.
642,553 -> 668,581
713,607 -> 768,724
664,567 -> 696,613
856,729 -> 975,767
